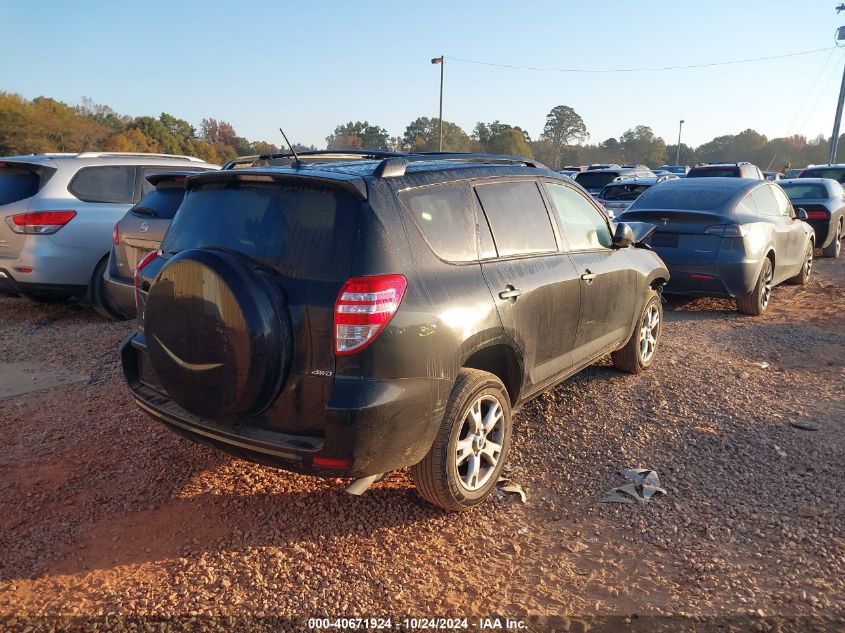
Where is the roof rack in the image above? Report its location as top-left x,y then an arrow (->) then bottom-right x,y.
223,150 -> 406,169
75,152 -> 206,162
373,152 -> 547,178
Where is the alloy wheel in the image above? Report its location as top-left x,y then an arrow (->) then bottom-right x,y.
806,246 -> 813,278
761,265 -> 773,309
454,394 -> 505,492
638,303 -> 660,364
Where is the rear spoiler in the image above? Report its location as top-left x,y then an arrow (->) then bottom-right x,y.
185,168 -> 368,200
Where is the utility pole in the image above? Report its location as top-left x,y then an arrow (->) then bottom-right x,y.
828,20 -> 845,163
431,56 -> 444,151
676,120 -> 684,166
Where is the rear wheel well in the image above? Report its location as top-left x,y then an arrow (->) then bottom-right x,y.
462,345 -> 522,405
650,277 -> 668,290
766,249 -> 775,272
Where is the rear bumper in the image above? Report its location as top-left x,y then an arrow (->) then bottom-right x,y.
0,235 -> 101,292
103,251 -> 136,318
0,267 -> 85,297
661,258 -> 761,298
121,333 -> 450,477
806,219 -> 832,248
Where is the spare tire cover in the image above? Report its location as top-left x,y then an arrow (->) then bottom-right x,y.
145,248 -> 290,420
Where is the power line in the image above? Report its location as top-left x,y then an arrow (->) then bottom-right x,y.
445,47 -> 835,74
785,46 -> 837,136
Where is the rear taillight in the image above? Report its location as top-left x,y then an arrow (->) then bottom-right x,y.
134,249 -> 160,311
112,223 -> 120,245
6,211 -> 76,235
704,224 -> 749,238
805,209 -> 830,220
334,274 -> 407,355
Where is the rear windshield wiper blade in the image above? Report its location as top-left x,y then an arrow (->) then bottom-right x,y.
131,207 -> 159,217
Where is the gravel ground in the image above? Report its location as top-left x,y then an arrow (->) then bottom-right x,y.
0,257 -> 843,631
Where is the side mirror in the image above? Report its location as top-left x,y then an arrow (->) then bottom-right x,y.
795,207 -> 808,221
612,222 -> 635,248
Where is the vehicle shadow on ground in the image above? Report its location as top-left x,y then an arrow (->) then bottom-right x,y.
662,296 -> 741,322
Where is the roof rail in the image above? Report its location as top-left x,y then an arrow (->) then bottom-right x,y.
222,150 -> 406,169
75,152 -> 206,162
373,152 -> 547,178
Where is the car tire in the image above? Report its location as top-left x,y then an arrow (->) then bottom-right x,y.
89,257 -> 125,321
821,220 -> 842,258
611,288 -> 662,374
410,369 -> 512,511
787,241 -> 813,286
737,257 -> 773,316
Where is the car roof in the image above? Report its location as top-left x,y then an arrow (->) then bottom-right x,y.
654,176 -> 763,195
1,152 -> 215,167
601,176 -> 659,186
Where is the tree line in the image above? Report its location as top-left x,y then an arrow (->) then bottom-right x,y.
0,91 -> 838,170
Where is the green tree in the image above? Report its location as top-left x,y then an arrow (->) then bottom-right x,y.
619,125 -> 666,166
326,121 -> 389,150
541,105 -> 588,169
403,116 -> 471,152
473,121 -> 533,156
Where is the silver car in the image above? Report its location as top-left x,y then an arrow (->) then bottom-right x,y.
0,152 -> 217,314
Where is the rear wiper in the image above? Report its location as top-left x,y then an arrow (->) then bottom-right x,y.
132,207 -> 158,217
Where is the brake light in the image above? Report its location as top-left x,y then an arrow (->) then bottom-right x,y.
704,224 -> 749,238
6,211 -> 76,235
112,223 -> 120,245
805,209 -> 830,220
312,457 -> 352,468
334,274 -> 407,355
134,249 -> 160,310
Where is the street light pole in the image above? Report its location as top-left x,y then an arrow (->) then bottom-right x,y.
829,60 -> 845,164
676,120 -> 684,166
431,56 -> 444,151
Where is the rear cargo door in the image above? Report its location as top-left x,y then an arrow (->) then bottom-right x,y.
0,160 -> 55,261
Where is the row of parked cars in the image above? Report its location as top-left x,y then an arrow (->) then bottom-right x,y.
0,150 -> 841,510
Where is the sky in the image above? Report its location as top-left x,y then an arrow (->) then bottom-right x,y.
2,0 -> 844,150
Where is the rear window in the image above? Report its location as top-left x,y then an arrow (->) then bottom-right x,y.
399,183 -> 477,262
162,182 -> 360,281
68,166 -> 136,203
600,184 -> 651,201
801,167 -> 845,183
130,185 -> 185,221
780,183 -> 828,200
628,184 -> 736,213
0,167 -> 40,205
575,172 -> 620,188
687,167 -> 740,178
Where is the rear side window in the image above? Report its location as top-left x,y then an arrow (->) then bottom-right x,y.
771,186 -> 793,217
546,183 -> 612,250
131,185 -> 185,220
162,182 -> 360,281
575,171 -> 619,189
399,183 -> 477,262
751,186 -> 778,217
0,167 -> 40,205
69,166 -> 136,203
474,181 -> 557,257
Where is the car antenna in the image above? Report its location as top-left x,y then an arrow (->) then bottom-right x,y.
279,127 -> 300,166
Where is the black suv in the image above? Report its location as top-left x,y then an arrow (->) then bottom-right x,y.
121,151 -> 669,510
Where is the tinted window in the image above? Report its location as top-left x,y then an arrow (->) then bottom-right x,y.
162,182 -> 360,281
0,167 -> 40,205
575,171 -> 621,188
131,185 -> 185,221
69,166 -> 136,203
629,184 -> 736,213
474,181 -> 556,257
399,183 -> 476,262
771,186 -> 793,217
687,167 -> 740,178
751,186 -> 778,217
546,183 -> 612,250
600,183 -> 651,201
140,168 -> 206,196
801,167 -> 845,183
780,183 -> 829,200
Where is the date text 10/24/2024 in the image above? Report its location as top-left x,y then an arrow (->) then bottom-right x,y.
308,617 -> 527,630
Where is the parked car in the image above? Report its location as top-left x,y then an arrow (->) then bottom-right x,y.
557,169 -> 579,178
122,152 -> 669,511
659,165 -> 690,176
586,163 -> 622,171
102,170 -> 217,319
784,168 -> 803,179
797,163 -> 845,183
687,162 -> 764,180
779,178 -> 844,258
763,171 -> 784,181
618,178 -> 814,315
0,152 -> 217,313
575,166 -> 655,196
562,165 -> 586,173
597,175 -> 679,217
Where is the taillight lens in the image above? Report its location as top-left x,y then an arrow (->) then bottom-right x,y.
334,274 -> 407,355
6,211 -> 76,235
112,223 -> 120,245
704,224 -> 749,238
805,209 -> 830,220
134,249 -> 160,310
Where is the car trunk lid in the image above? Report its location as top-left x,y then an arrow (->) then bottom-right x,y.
619,209 -> 726,265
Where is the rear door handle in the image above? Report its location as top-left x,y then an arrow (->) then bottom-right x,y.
581,270 -> 597,283
499,285 -> 522,301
